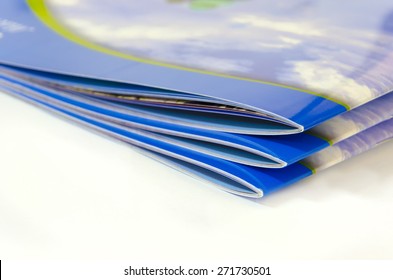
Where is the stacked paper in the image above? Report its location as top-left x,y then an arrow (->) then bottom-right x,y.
0,0 -> 392,197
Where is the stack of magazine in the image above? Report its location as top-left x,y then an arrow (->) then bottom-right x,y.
1,0 -> 392,198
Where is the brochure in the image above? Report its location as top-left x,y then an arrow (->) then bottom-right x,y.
2,81 -> 391,197
1,69 -> 391,168
0,0 -> 392,197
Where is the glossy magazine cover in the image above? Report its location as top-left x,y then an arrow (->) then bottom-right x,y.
0,67 -> 392,169
0,0 -> 392,197
1,82 -> 392,197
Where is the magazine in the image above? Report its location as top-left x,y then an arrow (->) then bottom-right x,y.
0,0 -> 392,197
1,69 -> 391,168
1,83 -> 392,197
2,1 -> 393,131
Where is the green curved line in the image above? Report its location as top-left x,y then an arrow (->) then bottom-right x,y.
27,0 -> 350,110
305,131 -> 333,145
299,161 -> 316,174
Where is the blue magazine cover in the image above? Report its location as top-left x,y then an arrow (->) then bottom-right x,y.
0,0 -> 392,197
1,0 -> 393,132
2,82 -> 392,197
0,68 -> 391,169
1,79 -> 391,197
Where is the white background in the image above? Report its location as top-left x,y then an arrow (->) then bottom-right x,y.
1,91 -> 393,260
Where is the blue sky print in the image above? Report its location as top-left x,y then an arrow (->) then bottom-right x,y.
46,0 -> 393,108
303,119 -> 393,172
310,93 -> 393,144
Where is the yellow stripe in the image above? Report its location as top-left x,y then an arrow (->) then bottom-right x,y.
27,0 -> 350,110
305,131 -> 334,145
299,161 -> 316,174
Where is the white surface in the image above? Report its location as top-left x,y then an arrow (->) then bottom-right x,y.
1,91 -> 393,260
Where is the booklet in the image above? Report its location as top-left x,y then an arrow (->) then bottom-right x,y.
0,0 -> 392,197
2,80 -> 392,197
1,69 -> 392,169
1,0 -> 393,132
